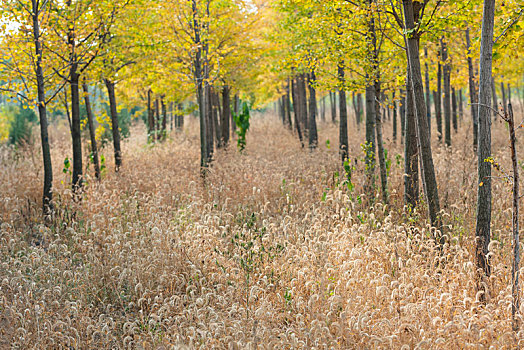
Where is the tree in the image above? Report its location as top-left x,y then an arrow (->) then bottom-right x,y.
475,0 -> 495,292
402,0 -> 442,234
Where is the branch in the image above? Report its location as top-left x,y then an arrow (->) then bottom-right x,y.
494,9 -> 523,44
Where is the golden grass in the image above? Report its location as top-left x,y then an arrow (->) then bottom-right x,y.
0,109 -> 523,349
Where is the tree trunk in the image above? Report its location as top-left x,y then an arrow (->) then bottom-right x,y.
291,75 -> 303,145
375,81 -> 388,203
285,79 -> 292,128
155,98 -> 160,141
501,81 -> 507,115
400,89 -> 406,144
404,65 -> 419,208
424,46 -> 431,137
308,70 -> 318,149
70,65 -> 83,192
212,89 -> 221,149
442,39 -> 452,147
83,84 -> 100,180
507,102 -> 520,331
452,87 -> 458,132
192,0 -> 208,169
466,28 -> 479,150
161,97 -> 167,140
298,73 -> 308,132
365,83 -> 376,196
475,0 -> 495,287
147,89 -> 154,141
393,92 -> 398,142
459,88 -> 464,120
176,103 -> 184,131
32,4 -> 53,213
491,77 -> 498,120
338,64 -> 348,163
105,79 -> 122,170
403,0 -> 442,233
233,93 -> 238,134
221,85 -> 231,146
436,58 -> 443,142
331,91 -> 337,123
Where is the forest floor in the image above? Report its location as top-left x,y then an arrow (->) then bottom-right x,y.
1,109 -> 524,349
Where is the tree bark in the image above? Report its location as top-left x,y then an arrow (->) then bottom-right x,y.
307,70 -> 318,149
285,79 -> 292,129
404,65 -> 419,208
105,79 -> 122,170
424,46 -> 431,137
221,85 -> 231,146
442,39 -> 452,147
83,83 -> 100,180
393,93 -> 398,142
436,56 -> 443,142
403,0 -> 442,233
475,0 -> 495,285
330,91 -> 337,123
452,87 -> 458,132
191,0 -> 208,168
70,65 -> 83,192
338,64 -> 348,163
365,83 -> 376,195
466,28 -> 478,150
400,89 -> 406,144
32,3 -> 53,213
507,103 -> 520,331
147,89 -> 154,141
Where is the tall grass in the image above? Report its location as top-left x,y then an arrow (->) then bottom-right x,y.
0,110 -> 522,348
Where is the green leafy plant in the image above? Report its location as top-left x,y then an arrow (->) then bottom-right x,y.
233,102 -> 251,152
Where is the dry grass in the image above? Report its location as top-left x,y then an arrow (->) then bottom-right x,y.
0,109 -> 523,349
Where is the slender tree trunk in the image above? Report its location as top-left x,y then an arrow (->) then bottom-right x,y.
375,81 -> 388,203
507,103 -> 520,331
452,87 -> 458,132
400,89 -> 406,144
105,79 -> 122,170
155,98 -> 160,141
475,0 -> 495,288
32,4 -> 53,212
393,93 -> 398,142
298,73 -> 308,132
147,89 -> 154,141
83,84 -> 100,180
424,46 -> 431,137
308,70 -> 318,149
459,89 -> 464,121
466,28 -> 479,150
192,0 -> 207,169
338,64 -> 348,163
365,83 -> 376,195
442,39 -> 452,147
330,91 -> 337,123
403,0 -> 442,233
436,58 -> 443,142
212,89 -> 221,148
232,93 -> 238,134
221,85 -> 231,146
404,65 -> 419,208
501,81 -> 507,115
70,65 -> 83,192
161,97 -> 167,140
491,77 -> 498,120
285,79 -> 293,129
